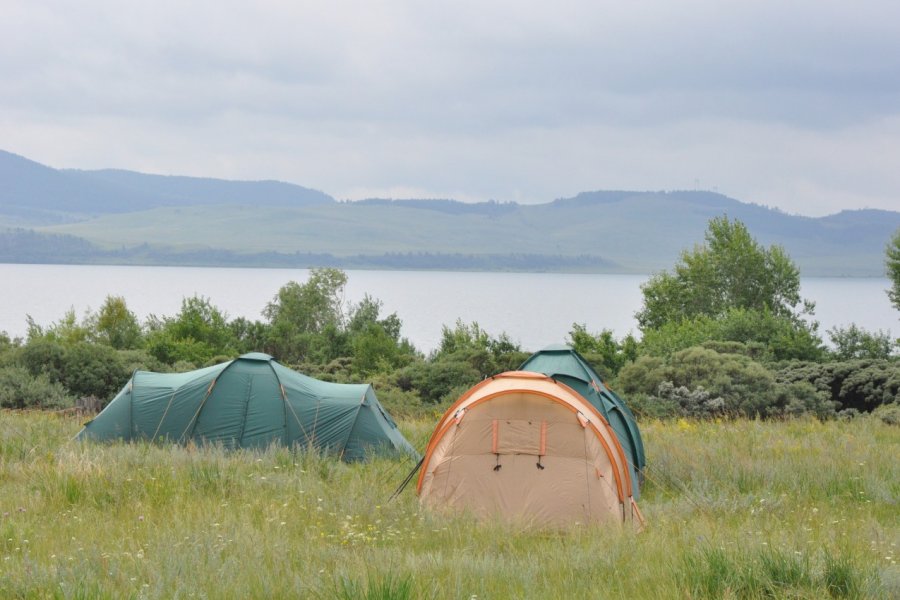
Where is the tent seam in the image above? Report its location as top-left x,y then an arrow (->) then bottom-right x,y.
180,359 -> 240,444
236,374 -> 253,448
265,360 -> 314,449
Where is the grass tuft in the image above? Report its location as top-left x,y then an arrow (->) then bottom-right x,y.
333,569 -> 414,600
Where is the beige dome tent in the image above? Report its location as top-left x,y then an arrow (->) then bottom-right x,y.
417,371 -> 643,528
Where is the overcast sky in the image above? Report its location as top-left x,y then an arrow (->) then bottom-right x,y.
2,1 -> 899,216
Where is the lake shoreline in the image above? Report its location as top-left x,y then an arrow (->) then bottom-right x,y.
1,264 -> 895,351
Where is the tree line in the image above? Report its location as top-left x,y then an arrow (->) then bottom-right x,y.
2,217 -> 898,423
0,229 -> 613,271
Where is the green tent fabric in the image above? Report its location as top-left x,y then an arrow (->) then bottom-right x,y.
77,352 -> 417,462
519,344 -> 646,498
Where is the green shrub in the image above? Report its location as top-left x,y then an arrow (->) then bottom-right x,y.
777,359 -> 900,413
394,356 -> 481,404
228,317 -> 271,354
640,308 -> 824,362
625,392 -> 679,419
60,342 -> 130,400
568,324 -> 639,376
20,339 -> 130,401
0,331 -> 14,353
364,377 -> 428,420
828,324 -> 897,360
350,322 -> 415,376
0,366 -> 73,409
144,296 -> 238,365
116,349 -> 169,374
618,346 -> 835,418
778,381 -> 837,419
20,338 -> 67,382
871,403 -> 900,426
653,381 -> 726,418
144,329 -> 221,366
88,295 -> 143,349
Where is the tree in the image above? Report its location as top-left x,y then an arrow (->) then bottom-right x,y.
144,296 -> 235,365
639,308 -> 824,362
346,295 -> 416,375
436,319 -> 492,357
568,324 -> 638,376
888,227 -> 900,311
263,269 -> 349,363
26,308 -> 91,345
88,295 -> 142,349
347,295 -> 403,342
264,269 -> 348,334
229,317 -> 271,354
435,319 -> 520,359
828,324 -> 896,360
636,216 -> 811,330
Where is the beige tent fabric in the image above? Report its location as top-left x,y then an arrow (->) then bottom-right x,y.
418,372 -> 641,527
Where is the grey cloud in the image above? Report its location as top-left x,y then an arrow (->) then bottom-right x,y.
2,1 -> 899,216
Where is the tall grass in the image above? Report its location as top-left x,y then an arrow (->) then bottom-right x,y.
0,412 -> 896,598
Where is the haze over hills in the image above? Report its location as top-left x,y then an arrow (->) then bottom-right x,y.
0,150 -> 333,224
1,149 -> 898,275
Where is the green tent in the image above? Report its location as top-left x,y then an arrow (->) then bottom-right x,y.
77,353 -> 417,461
520,344 -> 646,498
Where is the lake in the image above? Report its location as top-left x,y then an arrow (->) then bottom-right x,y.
1,264 -> 896,352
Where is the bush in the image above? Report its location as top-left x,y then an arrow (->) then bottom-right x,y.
828,324 -> 896,360
144,296 -> 238,366
60,343 -> 130,400
144,330 -> 220,367
116,349 -> 169,374
653,381 -> 726,418
88,295 -> 143,349
872,403 -> 900,426
21,338 -> 67,383
228,317 -> 271,354
365,375 -> 430,420
19,339 -> 131,401
626,392 -> 679,419
778,381 -> 837,419
618,346 -> 835,418
568,324 -> 639,376
777,359 -> 900,413
640,308 -> 824,362
350,323 -> 416,376
0,366 -> 73,409
0,331 -> 15,353
394,355 -> 481,404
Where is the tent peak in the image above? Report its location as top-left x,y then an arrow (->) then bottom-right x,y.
540,343 -> 574,352
238,352 -> 274,362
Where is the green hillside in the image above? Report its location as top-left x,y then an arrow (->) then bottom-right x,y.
39,192 -> 900,275
4,149 -> 899,275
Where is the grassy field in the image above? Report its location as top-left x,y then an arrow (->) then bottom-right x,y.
1,412 -> 897,599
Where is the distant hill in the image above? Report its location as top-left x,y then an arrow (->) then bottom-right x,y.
2,149 -> 898,275
0,149 -> 334,226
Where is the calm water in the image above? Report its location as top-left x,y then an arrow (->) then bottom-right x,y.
1,264 -> 896,352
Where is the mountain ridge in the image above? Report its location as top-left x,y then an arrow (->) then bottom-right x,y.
1,149 -> 898,276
